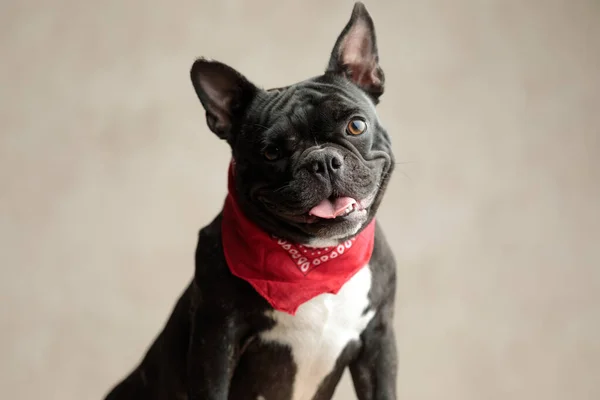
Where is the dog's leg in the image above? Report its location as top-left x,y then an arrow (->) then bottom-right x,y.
186,308 -> 238,400
349,301 -> 398,400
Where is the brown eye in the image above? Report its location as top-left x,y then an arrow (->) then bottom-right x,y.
263,146 -> 281,161
346,118 -> 367,136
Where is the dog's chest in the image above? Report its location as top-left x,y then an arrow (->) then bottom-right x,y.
259,265 -> 375,400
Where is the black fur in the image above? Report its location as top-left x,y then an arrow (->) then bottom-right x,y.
104,3 -> 397,399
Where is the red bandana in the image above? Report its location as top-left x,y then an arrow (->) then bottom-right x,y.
221,161 -> 376,315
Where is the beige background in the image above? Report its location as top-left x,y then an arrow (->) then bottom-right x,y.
1,0 -> 599,399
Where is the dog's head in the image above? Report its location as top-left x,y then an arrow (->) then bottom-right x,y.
191,2 -> 394,246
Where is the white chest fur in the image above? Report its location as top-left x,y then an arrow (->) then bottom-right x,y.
259,265 -> 375,400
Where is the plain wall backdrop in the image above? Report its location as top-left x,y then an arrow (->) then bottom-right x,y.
1,1 -> 599,399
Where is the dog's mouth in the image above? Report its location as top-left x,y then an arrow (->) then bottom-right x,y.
282,195 -> 373,225
308,196 -> 361,219
257,190 -> 377,226
254,191 -> 377,241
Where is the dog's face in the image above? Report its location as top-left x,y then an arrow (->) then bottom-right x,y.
191,2 -> 394,245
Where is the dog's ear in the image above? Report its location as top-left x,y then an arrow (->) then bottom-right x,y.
190,59 -> 257,140
326,2 -> 384,100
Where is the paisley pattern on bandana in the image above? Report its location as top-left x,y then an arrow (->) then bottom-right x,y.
273,237 -> 358,275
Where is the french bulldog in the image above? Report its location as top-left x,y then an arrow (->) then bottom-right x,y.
104,2 -> 397,400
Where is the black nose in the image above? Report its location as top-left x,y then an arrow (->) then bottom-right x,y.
308,148 -> 344,176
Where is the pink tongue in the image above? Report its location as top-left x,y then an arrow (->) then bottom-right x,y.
309,197 -> 357,219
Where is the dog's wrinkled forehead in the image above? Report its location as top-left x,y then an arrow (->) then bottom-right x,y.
247,77 -> 377,137
265,79 -> 374,110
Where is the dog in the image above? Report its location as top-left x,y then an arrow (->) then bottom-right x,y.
104,3 -> 396,399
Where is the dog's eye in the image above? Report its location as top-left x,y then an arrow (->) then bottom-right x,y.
346,118 -> 367,136
263,146 -> 282,161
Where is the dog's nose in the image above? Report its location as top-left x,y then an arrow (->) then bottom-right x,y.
308,148 -> 344,177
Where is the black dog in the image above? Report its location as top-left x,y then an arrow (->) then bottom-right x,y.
105,3 -> 396,399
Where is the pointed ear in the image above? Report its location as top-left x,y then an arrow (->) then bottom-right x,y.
190,58 -> 257,140
326,2 -> 384,100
